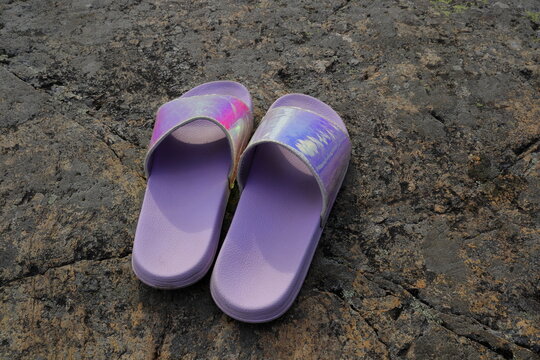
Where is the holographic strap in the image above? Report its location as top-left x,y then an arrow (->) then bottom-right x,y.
145,95 -> 253,185
238,106 -> 351,226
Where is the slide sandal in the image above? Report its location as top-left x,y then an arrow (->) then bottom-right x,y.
132,81 -> 253,289
210,94 -> 351,322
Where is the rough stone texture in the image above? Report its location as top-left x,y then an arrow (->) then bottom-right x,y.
1,0 -> 539,359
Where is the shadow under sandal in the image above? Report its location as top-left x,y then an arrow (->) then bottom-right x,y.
210,94 -> 351,322
132,81 -> 253,289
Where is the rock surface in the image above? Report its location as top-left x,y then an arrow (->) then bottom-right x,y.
1,0 -> 539,359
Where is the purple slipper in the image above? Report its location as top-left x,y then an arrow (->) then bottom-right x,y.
210,94 -> 351,322
132,81 -> 253,289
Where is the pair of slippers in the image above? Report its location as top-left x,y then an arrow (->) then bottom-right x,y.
132,81 -> 351,323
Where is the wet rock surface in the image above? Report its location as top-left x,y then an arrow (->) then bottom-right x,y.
1,0 -> 539,358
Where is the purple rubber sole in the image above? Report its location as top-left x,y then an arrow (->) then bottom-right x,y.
132,81 -> 251,289
210,94 -> 346,322
132,134 -> 230,288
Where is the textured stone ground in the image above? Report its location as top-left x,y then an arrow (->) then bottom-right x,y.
1,0 -> 539,359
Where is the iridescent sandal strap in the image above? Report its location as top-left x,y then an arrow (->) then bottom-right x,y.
238,106 -> 351,226
145,95 -> 253,186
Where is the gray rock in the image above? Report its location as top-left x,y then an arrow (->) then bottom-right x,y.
493,2 -> 510,9
1,0 -> 539,359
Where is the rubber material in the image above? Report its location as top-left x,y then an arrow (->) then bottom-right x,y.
132,81 -> 252,289
211,94 -> 349,322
